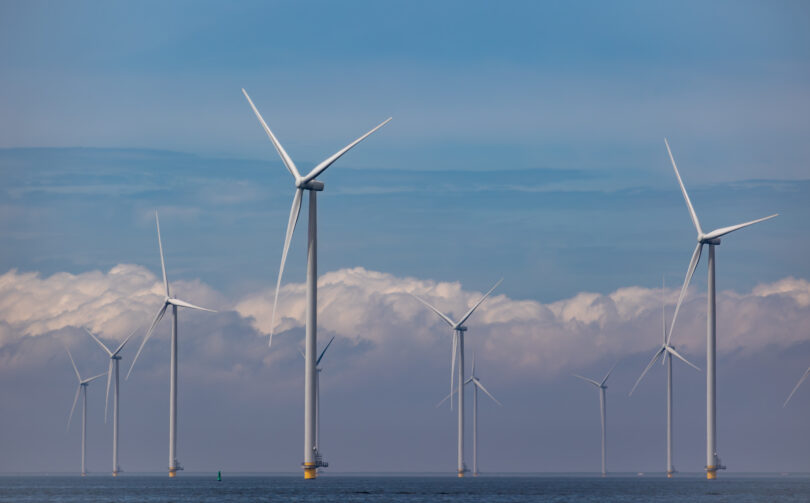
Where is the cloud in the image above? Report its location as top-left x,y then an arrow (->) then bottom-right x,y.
2,265 -> 809,382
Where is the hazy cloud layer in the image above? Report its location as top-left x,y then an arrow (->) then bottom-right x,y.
3,265 -> 808,381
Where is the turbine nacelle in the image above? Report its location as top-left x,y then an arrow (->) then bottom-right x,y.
699,236 -> 721,245
297,179 -> 324,191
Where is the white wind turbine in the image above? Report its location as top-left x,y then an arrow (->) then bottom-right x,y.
411,278 -> 502,477
628,278 -> 700,477
85,327 -> 138,476
65,347 -> 106,476
574,363 -> 617,477
664,139 -> 777,479
437,354 -> 501,477
299,335 -> 335,458
784,366 -> 810,407
127,211 -> 215,478
242,88 -> 390,479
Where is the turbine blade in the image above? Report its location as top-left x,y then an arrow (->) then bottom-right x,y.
85,328 -> 113,357
84,371 -> 107,384
629,348 -> 665,396
67,384 -> 81,430
301,117 -> 392,184
168,298 -> 216,312
317,336 -> 336,365
104,360 -> 112,423
456,278 -> 502,327
241,88 -> 301,181
409,293 -> 455,327
600,362 -> 618,386
65,347 -> 81,382
573,374 -> 601,387
436,387 -> 459,408
126,303 -> 168,380
297,348 -> 305,360
112,326 -> 140,357
702,214 -> 779,241
665,345 -> 701,372
473,378 -> 502,406
667,242 -> 703,346
155,211 -> 170,297
665,139 -> 702,235
784,366 -> 810,407
269,187 -> 304,347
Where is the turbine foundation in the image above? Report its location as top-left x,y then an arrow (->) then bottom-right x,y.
706,466 -> 717,480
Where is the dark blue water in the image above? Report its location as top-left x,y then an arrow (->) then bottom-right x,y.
1,475 -> 809,502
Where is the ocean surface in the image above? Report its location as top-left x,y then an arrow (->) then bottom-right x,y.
1,474 -> 809,502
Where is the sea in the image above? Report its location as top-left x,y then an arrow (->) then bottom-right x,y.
1,474 -> 809,502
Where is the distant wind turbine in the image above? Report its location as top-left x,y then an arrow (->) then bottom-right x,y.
411,278 -> 502,477
574,363 -> 617,477
65,347 -> 106,476
784,366 -> 810,407
628,278 -> 699,477
437,354 -> 501,477
664,139 -> 777,479
242,88 -> 390,479
299,336 -> 336,458
127,211 -> 215,477
85,327 -> 138,477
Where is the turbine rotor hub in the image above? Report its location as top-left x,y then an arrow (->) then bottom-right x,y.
297,180 -> 325,191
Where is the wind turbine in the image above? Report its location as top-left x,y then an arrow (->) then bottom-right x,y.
784,366 -> 810,407
298,335 -> 335,459
437,354 -> 501,477
411,278 -> 502,477
85,327 -> 138,476
664,139 -> 777,479
574,363 -> 616,477
628,278 -> 700,477
127,211 -> 216,478
242,88 -> 390,479
65,347 -> 106,476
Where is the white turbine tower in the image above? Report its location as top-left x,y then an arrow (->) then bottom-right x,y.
65,347 -> 106,476
664,139 -> 777,479
127,211 -> 216,478
85,327 -> 138,476
411,278 -> 502,477
784,366 -> 810,407
628,278 -> 700,477
242,88 -> 390,479
574,363 -> 616,477
437,354 -> 501,477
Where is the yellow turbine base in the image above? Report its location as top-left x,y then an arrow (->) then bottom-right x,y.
168,469 -> 177,478
706,466 -> 717,480
304,463 -> 317,479
112,472 -> 118,477
457,471 -> 464,478
666,472 -> 673,478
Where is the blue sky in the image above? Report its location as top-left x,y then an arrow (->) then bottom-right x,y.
1,1 -> 809,475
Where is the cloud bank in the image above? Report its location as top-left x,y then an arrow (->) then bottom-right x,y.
3,265 -> 808,381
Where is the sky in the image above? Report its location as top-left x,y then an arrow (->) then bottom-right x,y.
1,0 -> 809,475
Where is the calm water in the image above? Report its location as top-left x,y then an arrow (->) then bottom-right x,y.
1,475 -> 809,502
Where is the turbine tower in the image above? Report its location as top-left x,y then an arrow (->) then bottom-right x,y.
85,327 -> 138,476
411,278 -> 502,477
65,347 -> 106,476
664,139 -> 777,479
127,211 -> 216,478
784,366 -> 810,407
629,278 -> 699,478
242,88 -> 390,479
574,363 -> 616,477
437,354 -> 501,477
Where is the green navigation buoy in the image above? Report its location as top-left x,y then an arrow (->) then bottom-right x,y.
217,471 -> 222,481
